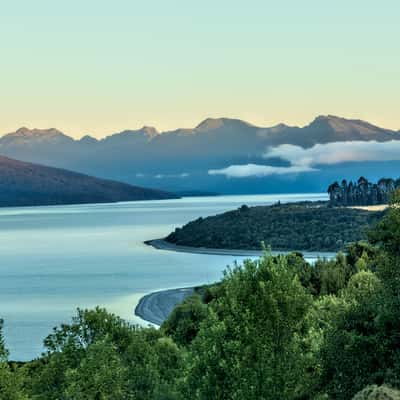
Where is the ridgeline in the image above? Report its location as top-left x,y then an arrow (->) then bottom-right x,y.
0,155 -> 177,207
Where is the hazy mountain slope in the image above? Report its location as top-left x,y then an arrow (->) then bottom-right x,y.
2,115 -> 396,161
0,115 -> 398,194
0,155 -> 177,207
257,115 -> 399,147
0,127 -> 74,146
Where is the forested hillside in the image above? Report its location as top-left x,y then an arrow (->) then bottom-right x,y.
165,202 -> 384,251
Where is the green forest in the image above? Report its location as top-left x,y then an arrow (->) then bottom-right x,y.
166,201 -> 384,252
2,195 -> 400,399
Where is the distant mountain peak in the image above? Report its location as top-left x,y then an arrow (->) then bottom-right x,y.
195,117 -> 254,131
273,123 -> 290,128
102,126 -> 159,144
15,127 -> 30,135
79,135 -> 98,144
1,127 -> 73,145
315,114 -> 339,120
311,114 -> 347,124
308,115 -> 392,136
140,126 -> 159,136
271,122 -> 291,130
196,118 -> 225,131
12,127 -> 65,138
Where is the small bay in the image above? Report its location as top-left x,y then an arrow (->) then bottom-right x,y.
0,193 -> 328,360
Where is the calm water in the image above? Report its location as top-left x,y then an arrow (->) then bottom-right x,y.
0,193 -> 328,360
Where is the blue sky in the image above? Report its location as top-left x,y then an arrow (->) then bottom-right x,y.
1,0 -> 399,137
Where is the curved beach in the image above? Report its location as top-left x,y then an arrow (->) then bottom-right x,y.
136,241 -> 336,325
135,287 -> 195,325
146,239 -> 264,257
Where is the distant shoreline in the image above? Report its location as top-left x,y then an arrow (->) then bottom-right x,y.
144,239 -> 336,259
348,204 -> 388,211
134,287 -> 195,325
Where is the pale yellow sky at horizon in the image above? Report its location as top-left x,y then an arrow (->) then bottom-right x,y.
1,0 -> 399,138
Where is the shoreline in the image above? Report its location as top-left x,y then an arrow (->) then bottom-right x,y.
348,204 -> 388,211
144,238 -> 336,259
137,240 -> 337,325
145,239 -> 262,257
134,287 -> 195,326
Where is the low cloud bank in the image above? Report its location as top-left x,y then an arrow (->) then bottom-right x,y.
264,140 -> 400,167
208,164 -> 315,178
208,140 -> 400,178
155,173 -> 189,179
135,172 -> 189,179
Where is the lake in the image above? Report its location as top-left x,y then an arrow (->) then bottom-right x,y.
0,193 -> 328,360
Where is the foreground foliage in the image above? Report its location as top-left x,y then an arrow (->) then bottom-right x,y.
1,192 -> 400,399
184,255 -> 313,400
352,385 -> 400,400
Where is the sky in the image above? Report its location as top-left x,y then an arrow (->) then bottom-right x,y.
0,0 -> 399,138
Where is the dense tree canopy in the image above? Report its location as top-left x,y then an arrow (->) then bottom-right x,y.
328,177 -> 398,206
166,202 -> 383,252
183,255 -> 314,400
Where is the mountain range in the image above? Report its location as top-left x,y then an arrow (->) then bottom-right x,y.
0,115 -> 399,194
0,155 -> 176,207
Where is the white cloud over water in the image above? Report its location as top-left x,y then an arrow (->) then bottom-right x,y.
155,172 -> 189,179
135,172 -> 189,179
208,163 -> 315,178
208,140 -> 400,178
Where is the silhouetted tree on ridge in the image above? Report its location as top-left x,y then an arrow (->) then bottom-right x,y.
328,177 -> 398,206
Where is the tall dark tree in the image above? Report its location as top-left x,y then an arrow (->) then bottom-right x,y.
328,177 -> 397,206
